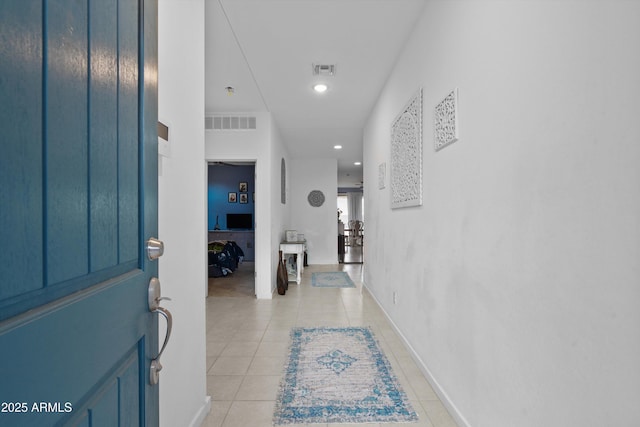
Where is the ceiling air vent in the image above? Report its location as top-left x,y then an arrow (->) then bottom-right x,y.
312,64 -> 336,76
205,115 -> 257,131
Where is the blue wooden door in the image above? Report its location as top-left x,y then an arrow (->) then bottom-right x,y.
0,0 -> 160,426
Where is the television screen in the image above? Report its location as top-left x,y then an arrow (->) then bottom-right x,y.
227,213 -> 252,230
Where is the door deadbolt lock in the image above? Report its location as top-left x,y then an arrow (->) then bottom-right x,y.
146,237 -> 164,260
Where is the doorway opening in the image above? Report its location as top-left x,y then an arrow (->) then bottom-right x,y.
338,191 -> 364,264
206,161 -> 256,297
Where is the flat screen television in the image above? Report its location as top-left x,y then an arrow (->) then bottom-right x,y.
226,213 -> 252,230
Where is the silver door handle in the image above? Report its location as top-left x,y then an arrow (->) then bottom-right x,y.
154,306 -> 172,361
148,277 -> 171,311
148,277 -> 173,385
150,306 -> 172,385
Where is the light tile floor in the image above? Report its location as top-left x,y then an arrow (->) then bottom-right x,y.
203,263 -> 458,427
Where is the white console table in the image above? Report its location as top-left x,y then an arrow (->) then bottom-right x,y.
279,241 -> 306,284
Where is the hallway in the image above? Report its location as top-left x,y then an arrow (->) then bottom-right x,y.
203,263 -> 458,427
342,245 -> 364,264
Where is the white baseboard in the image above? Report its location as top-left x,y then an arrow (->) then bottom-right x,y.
190,395 -> 212,427
362,283 -> 471,427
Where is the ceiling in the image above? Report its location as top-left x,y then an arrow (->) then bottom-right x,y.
205,0 -> 426,188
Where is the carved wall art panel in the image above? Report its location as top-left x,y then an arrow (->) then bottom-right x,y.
390,88 -> 423,208
434,88 -> 459,151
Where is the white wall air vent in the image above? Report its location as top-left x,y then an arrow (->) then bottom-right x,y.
312,64 -> 336,76
205,116 -> 257,131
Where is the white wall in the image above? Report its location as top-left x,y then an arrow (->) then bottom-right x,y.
363,2 -> 640,427
205,113 -> 290,297
158,1 -> 210,426
270,123 -> 292,289
290,158 -> 338,264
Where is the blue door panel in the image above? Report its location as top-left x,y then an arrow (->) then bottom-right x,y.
0,1 -> 44,301
63,341 -> 143,426
88,381 -> 118,427
0,0 -> 159,425
118,350 -> 142,426
0,0 -> 147,319
89,0 -> 120,273
75,414 -> 90,427
87,383 -> 119,427
0,272 -> 148,426
141,0 -> 161,422
118,0 -> 140,265
46,0 -> 90,286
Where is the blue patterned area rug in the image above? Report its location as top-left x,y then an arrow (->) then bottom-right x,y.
273,327 -> 418,425
311,271 -> 355,288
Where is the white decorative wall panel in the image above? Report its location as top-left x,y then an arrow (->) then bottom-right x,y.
434,88 -> 459,151
391,89 -> 423,208
378,163 -> 386,190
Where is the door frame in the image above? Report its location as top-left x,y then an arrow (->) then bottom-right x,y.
205,160 -> 257,297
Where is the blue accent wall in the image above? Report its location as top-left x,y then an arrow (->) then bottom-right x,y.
208,164 -> 255,230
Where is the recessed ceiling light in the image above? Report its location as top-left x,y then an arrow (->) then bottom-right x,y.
334,145 -> 342,150
354,162 -> 362,166
313,83 -> 328,93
